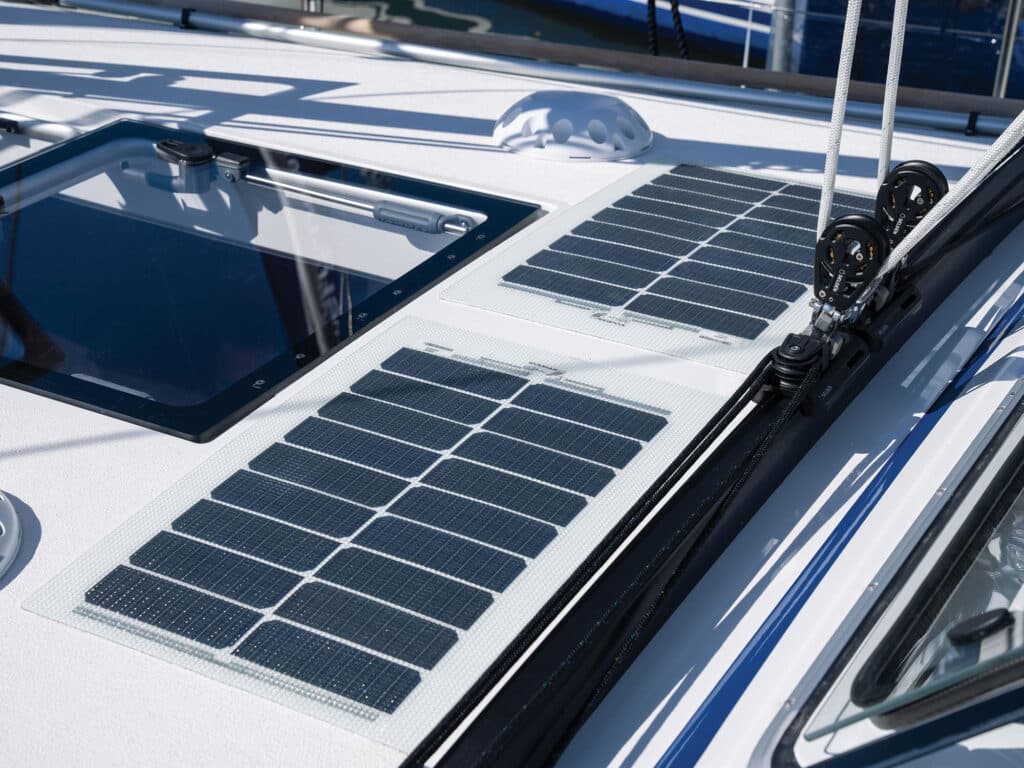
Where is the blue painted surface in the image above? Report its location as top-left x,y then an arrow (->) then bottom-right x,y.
656,290 -> 1024,767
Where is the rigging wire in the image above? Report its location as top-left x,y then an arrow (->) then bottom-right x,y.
877,0 -> 910,187
816,0 -> 864,236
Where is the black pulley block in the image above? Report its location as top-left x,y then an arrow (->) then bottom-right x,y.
875,160 -> 948,246
814,213 -> 890,312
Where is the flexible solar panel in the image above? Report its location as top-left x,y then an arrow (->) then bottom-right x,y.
28,319 -> 722,752
445,164 -> 872,371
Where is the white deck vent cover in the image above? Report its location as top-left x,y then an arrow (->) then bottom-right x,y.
494,91 -> 653,162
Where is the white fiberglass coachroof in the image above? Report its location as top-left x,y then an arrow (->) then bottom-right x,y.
0,3 -> 1007,768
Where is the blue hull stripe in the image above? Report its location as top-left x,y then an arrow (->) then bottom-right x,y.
657,291 -> 1024,767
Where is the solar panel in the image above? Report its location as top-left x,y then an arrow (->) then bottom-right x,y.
446,164 -> 872,371
29,319 -> 720,752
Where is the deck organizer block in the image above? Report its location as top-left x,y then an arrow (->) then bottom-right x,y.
27,319 -> 721,751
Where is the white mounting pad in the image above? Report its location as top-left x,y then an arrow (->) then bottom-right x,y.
26,317 -> 723,755
445,164 -> 862,374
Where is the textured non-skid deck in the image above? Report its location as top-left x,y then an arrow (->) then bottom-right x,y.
446,164 -> 872,372
26,318 -> 722,751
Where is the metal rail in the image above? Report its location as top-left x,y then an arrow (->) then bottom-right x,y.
55,0 -> 1014,137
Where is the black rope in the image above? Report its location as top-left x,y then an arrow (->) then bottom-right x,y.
473,356 -> 784,765
573,364 -> 819,724
670,0 -> 690,59
647,0 -> 660,55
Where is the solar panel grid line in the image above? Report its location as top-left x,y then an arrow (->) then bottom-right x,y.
172,500 -> 339,572
610,194 -> 736,230
129,531 -> 301,610
629,183 -> 753,216
647,173 -> 768,204
314,547 -> 494,630
572,220 -> 701,257
453,431 -> 616,497
203,479 -> 372,543
547,234 -> 677,272
482,407 -> 643,469
387,487 -> 557,558
646,276 -> 789,321
707,232 -> 813,264
687,246 -> 812,283
284,417 -> 442,479
85,565 -> 262,649
511,383 -> 668,441
503,265 -> 638,307
383,488 -> 552,560
625,294 -> 770,340
231,620 -> 421,714
670,164 -> 784,192
249,443 -> 410,508
421,458 -> 588,526
381,347 -> 528,400
526,249 -> 659,290
211,470 -> 375,540
594,207 -> 721,243
668,261 -> 806,303
349,369 -> 501,425
726,218 -> 816,247
275,582 -> 459,670
317,393 -> 472,450
354,515 -> 527,592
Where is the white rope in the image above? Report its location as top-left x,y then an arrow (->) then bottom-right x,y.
876,0 -> 909,186
881,107 -> 1024,276
816,0 -> 864,236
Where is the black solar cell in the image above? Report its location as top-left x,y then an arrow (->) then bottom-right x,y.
454,432 -> 615,496
86,566 -> 260,648
285,417 -> 440,478
627,294 -> 769,339
649,173 -> 766,204
572,220 -> 698,256
671,164 -> 783,192
528,250 -> 657,289
422,459 -> 587,526
729,217 -> 813,246
389,487 -> 556,557
351,370 -> 499,424
316,548 -> 493,629
250,444 -> 408,507
503,265 -> 637,306
512,384 -> 667,441
633,182 -> 752,214
173,500 -> 338,571
319,393 -> 470,450
614,194 -> 735,229
382,348 -> 527,400
483,407 -> 642,468
276,582 -> 457,668
709,231 -> 813,264
233,621 -> 420,713
647,277 -> 788,320
354,516 -> 526,591
212,470 -> 374,538
131,531 -> 300,608
669,261 -> 806,302
549,235 -> 676,272
688,246 -> 813,283
595,207 -> 718,243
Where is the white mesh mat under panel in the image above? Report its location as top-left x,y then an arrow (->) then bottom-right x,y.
26,317 -> 723,754
445,164 -> 872,373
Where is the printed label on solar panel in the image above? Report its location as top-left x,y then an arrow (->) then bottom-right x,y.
445,164 -> 872,372
26,318 -> 724,754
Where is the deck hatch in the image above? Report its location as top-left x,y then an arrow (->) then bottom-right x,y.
27,319 -> 720,751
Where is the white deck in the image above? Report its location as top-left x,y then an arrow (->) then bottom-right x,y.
0,3 -> 1013,766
